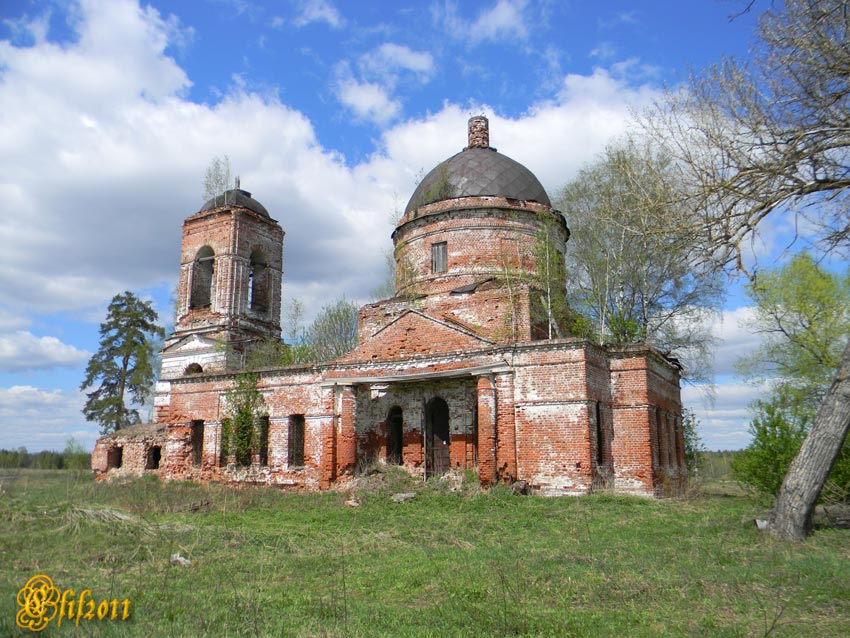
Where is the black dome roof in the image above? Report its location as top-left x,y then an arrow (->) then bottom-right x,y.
405,118 -> 551,214
200,189 -> 269,217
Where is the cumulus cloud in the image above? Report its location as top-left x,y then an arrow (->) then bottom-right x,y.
681,305 -> 774,449
361,43 -> 435,81
0,332 -> 89,373
436,0 -> 530,44
334,43 -> 435,123
293,0 -> 344,29
336,78 -> 401,124
709,306 -> 762,377
683,381 -> 769,450
0,385 -> 95,451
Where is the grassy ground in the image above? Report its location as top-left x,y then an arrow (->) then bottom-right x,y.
2,469 -> 848,638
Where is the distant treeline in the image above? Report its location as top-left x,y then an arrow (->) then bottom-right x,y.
699,450 -> 740,482
0,447 -> 90,470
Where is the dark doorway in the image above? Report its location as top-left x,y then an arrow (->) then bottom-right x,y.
190,420 -> 204,467
146,445 -> 161,470
387,406 -> 403,465
107,446 -> 123,469
425,397 -> 450,477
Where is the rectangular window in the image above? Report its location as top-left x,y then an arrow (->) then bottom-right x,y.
653,410 -> 662,468
595,402 -> 604,466
257,416 -> 270,466
431,242 -> 447,273
288,415 -> 305,467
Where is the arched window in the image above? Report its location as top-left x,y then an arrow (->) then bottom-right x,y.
387,406 -> 403,465
248,249 -> 268,313
184,363 -> 203,375
190,246 -> 215,309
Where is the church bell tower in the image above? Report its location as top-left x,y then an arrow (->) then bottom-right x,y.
158,186 -> 284,380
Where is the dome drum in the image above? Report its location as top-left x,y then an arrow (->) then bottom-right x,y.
393,200 -> 568,298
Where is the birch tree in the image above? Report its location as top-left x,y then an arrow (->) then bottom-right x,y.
559,138 -> 723,381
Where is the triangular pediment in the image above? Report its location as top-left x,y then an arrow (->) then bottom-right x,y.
162,333 -> 221,354
340,310 -> 492,362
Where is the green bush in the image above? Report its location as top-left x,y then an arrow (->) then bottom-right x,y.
732,387 -> 850,501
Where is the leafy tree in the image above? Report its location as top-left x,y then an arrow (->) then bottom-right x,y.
558,138 -> 723,380
280,297 -> 316,364
681,408 -> 706,476
370,247 -> 398,301
80,291 -> 165,434
242,297 -> 358,368
644,0 -> 850,539
62,437 -> 90,471
736,252 -> 850,407
529,211 -> 570,339
244,337 -> 289,370
732,388 -> 812,497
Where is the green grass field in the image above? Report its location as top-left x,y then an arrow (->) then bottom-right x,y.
2,469 -> 848,637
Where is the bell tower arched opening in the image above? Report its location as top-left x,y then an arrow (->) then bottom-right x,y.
190,246 -> 214,309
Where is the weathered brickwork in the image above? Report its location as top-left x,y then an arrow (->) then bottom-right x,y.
93,117 -> 684,497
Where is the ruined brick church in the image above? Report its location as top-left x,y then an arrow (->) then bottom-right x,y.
92,117 -> 685,496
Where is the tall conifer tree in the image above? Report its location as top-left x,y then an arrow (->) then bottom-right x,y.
81,291 -> 164,434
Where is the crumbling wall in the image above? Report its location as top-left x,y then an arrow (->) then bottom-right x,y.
91,423 -> 167,479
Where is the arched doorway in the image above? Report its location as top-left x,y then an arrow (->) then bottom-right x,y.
387,406 -> 403,465
425,397 -> 450,477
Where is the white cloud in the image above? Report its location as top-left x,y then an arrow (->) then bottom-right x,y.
363,43 -> 435,79
683,380 -> 770,450
0,386 -> 96,452
293,0 -> 344,29
709,306 -> 762,377
336,75 -> 401,124
0,332 -> 89,373
590,42 -> 617,60
0,310 -> 30,332
437,0 -> 530,44
3,10 -> 51,45
335,43 -> 435,123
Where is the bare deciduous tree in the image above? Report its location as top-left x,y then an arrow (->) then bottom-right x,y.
643,0 -> 850,539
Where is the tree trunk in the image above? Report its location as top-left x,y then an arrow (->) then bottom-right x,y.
117,353 -> 130,431
769,338 -> 850,540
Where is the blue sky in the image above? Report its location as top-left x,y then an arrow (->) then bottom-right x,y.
0,0 -> 778,452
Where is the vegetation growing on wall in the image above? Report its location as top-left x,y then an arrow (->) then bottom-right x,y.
221,373 -> 266,466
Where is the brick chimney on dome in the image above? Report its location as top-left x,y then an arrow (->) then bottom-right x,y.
467,115 -> 489,149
